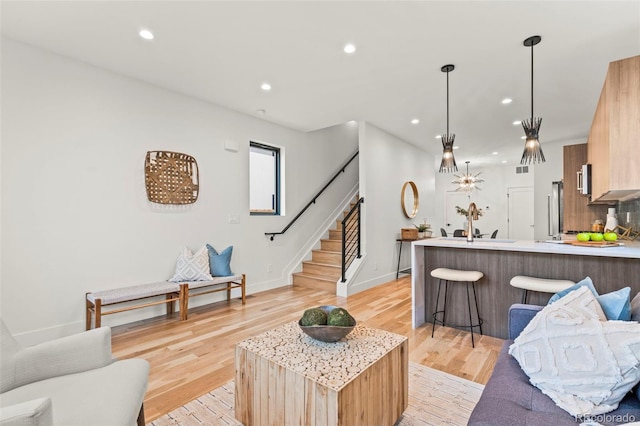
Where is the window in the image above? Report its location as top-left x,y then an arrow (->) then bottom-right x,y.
250,141 -> 282,215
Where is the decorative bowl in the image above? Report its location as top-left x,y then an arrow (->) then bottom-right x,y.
298,305 -> 356,343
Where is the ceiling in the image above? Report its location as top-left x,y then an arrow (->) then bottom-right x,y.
2,1 -> 639,167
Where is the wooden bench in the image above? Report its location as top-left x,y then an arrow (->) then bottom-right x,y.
179,274 -> 246,320
85,274 -> 246,329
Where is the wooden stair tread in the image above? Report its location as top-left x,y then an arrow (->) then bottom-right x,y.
302,260 -> 341,268
295,194 -> 360,294
312,249 -> 340,254
292,272 -> 336,282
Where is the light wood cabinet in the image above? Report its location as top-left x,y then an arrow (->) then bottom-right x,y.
588,84 -> 609,200
587,55 -> 640,202
563,143 -> 608,232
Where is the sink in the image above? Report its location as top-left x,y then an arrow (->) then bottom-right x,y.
441,237 -> 516,243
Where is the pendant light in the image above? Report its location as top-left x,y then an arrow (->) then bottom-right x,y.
452,161 -> 484,192
520,35 -> 545,165
439,64 -> 458,173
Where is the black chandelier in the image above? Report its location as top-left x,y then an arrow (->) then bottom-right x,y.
439,64 -> 458,173
520,35 -> 545,165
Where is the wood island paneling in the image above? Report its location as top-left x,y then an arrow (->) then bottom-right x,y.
412,241 -> 640,339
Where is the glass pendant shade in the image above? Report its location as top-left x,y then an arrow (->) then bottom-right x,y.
439,64 -> 458,173
520,35 -> 545,165
521,117 -> 545,164
439,134 -> 457,173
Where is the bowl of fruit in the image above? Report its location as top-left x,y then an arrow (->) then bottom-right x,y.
298,306 -> 356,342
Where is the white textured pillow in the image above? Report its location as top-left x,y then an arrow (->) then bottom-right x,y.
169,246 -> 214,282
631,292 -> 640,322
509,286 -> 640,417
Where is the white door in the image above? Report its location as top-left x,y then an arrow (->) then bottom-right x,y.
508,186 -> 534,240
444,191 -> 471,235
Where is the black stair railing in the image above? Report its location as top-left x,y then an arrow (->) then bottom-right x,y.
341,197 -> 364,282
265,151 -> 359,241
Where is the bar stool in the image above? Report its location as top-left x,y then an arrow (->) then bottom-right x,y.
510,276 -> 575,304
431,267 -> 484,347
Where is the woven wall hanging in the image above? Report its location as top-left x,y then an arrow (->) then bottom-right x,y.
145,151 -> 199,204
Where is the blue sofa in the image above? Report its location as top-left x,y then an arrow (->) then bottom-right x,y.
468,304 -> 640,425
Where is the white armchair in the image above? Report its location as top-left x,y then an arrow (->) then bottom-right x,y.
0,318 -> 149,426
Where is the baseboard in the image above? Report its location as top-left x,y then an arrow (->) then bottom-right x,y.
344,272 -> 396,296
13,321 -> 88,347
337,254 -> 366,297
13,277 -> 292,346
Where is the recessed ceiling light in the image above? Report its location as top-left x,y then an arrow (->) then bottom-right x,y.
492,151 -> 499,155
261,83 -> 272,91
344,43 -> 356,54
453,146 -> 459,150
256,109 -> 266,116
502,98 -> 513,104
435,134 -> 441,139
521,136 -> 526,139
513,120 -> 521,125
411,118 -> 420,125
501,160 -> 507,163
139,29 -> 154,40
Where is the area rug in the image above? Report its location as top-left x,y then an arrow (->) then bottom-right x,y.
149,362 -> 484,426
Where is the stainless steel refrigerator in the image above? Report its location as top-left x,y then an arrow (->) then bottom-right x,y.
548,181 -> 563,239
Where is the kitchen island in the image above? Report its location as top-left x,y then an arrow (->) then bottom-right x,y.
411,237 -> 640,339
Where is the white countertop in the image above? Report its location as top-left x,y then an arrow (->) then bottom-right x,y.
412,237 -> 640,259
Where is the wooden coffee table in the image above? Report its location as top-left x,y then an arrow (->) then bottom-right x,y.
235,321 -> 408,426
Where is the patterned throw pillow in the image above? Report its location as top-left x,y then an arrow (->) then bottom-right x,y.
548,277 -> 632,321
632,292 -> 640,322
169,246 -> 214,282
509,286 -> 640,417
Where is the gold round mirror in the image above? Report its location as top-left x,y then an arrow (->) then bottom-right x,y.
401,181 -> 419,218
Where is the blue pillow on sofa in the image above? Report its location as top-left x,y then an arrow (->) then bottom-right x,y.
597,287 -> 631,321
206,244 -> 234,276
548,276 -> 632,321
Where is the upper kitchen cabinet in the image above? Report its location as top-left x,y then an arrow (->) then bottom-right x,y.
587,55 -> 640,203
563,143 -> 608,232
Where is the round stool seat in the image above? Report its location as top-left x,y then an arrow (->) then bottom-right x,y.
510,276 -> 574,293
431,268 -> 483,283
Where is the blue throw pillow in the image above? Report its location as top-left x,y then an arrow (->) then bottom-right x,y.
548,277 -> 632,321
206,244 -> 233,276
598,287 -> 631,321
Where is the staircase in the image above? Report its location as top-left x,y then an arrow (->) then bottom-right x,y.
292,199 -> 360,294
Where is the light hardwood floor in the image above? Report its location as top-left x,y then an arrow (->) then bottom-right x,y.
111,276 -> 504,422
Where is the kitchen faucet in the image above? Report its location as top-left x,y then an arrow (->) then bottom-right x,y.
467,202 -> 480,242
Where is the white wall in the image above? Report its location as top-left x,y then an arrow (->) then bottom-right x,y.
350,122 -> 436,294
432,139 -> 589,241
1,39 -> 358,343
434,164 -> 534,238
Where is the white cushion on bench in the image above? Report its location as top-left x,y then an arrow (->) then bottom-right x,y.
87,282 -> 180,305
184,275 -> 244,290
